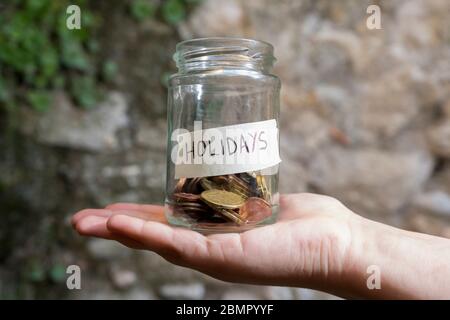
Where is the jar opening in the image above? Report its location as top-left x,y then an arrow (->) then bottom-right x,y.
174,37 -> 276,74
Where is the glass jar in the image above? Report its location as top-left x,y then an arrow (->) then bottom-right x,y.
165,38 -> 281,233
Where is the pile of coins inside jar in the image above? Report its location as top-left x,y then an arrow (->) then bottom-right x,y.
170,172 -> 272,226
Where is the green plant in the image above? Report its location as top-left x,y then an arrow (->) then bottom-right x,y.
0,0 -> 108,112
49,264 -> 67,283
162,0 -> 186,25
129,0 -> 202,25
130,0 -> 157,22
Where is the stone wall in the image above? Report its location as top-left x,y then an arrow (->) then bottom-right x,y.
1,0 -> 449,299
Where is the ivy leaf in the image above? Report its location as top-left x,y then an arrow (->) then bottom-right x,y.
51,75 -> 65,89
162,0 -> 186,25
130,0 -> 157,22
25,260 -> 46,282
61,39 -> 90,71
70,75 -> 97,109
39,47 -> 58,79
26,90 -> 51,112
49,264 -> 67,283
0,77 -> 10,102
102,60 -> 118,82
87,39 -> 100,53
25,0 -> 50,18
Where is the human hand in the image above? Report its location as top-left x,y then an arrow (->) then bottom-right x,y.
72,193 -> 450,299
72,194 -> 361,295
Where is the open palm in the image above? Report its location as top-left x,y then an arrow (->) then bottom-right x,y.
72,193 -> 356,291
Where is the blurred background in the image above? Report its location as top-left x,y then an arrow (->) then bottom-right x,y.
0,0 -> 449,299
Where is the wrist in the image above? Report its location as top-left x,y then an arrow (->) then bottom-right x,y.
340,216 -> 403,298
340,216 -> 450,299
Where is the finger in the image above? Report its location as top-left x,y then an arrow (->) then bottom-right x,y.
72,209 -> 113,226
105,203 -> 166,223
75,215 -> 145,249
72,207 -> 166,226
106,203 -> 164,215
106,214 -> 209,265
109,209 -> 166,224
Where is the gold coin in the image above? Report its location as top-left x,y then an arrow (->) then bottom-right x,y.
217,208 -> 247,225
201,189 -> 245,209
229,175 -> 249,191
200,178 -> 223,191
256,175 -> 271,202
172,192 -> 201,202
229,187 -> 249,200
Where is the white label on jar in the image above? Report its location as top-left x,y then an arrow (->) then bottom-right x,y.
172,119 -> 281,179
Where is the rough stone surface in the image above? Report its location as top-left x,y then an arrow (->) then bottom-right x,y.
412,191 -> 450,218
110,267 -> 138,289
21,92 -> 129,152
294,288 -> 342,300
87,239 -> 132,260
406,213 -> 450,239
159,283 -> 206,300
308,147 -> 434,218
222,289 -> 263,300
427,120 -> 450,158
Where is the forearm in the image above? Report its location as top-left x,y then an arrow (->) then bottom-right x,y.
340,217 -> 450,299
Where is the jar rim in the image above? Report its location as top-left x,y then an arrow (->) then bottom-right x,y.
174,37 -> 276,73
176,37 -> 274,54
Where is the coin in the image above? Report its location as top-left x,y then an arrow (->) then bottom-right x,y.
201,189 -> 245,209
201,177 -> 226,191
229,175 -> 249,191
210,175 -> 251,198
256,175 -> 271,202
216,208 -> 247,225
177,202 -> 206,209
183,178 -> 201,193
239,197 -> 271,222
172,192 -> 201,202
174,201 -> 211,219
196,214 -> 229,224
210,175 -> 229,185
200,178 -> 215,190
174,178 -> 186,193
170,173 -> 273,226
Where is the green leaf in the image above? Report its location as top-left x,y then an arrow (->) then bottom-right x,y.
81,10 -> 95,28
184,0 -> 203,4
26,261 -> 46,282
0,0 -> 102,113
49,264 -> 67,283
102,60 -> 118,82
39,47 -> 58,79
0,77 -> 10,102
87,39 -> 100,53
162,0 -> 186,25
160,71 -> 171,88
51,75 -> 65,89
26,90 -> 51,112
25,0 -> 50,17
61,40 -> 90,71
70,75 -> 97,109
130,0 -> 157,22
34,74 -> 50,89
